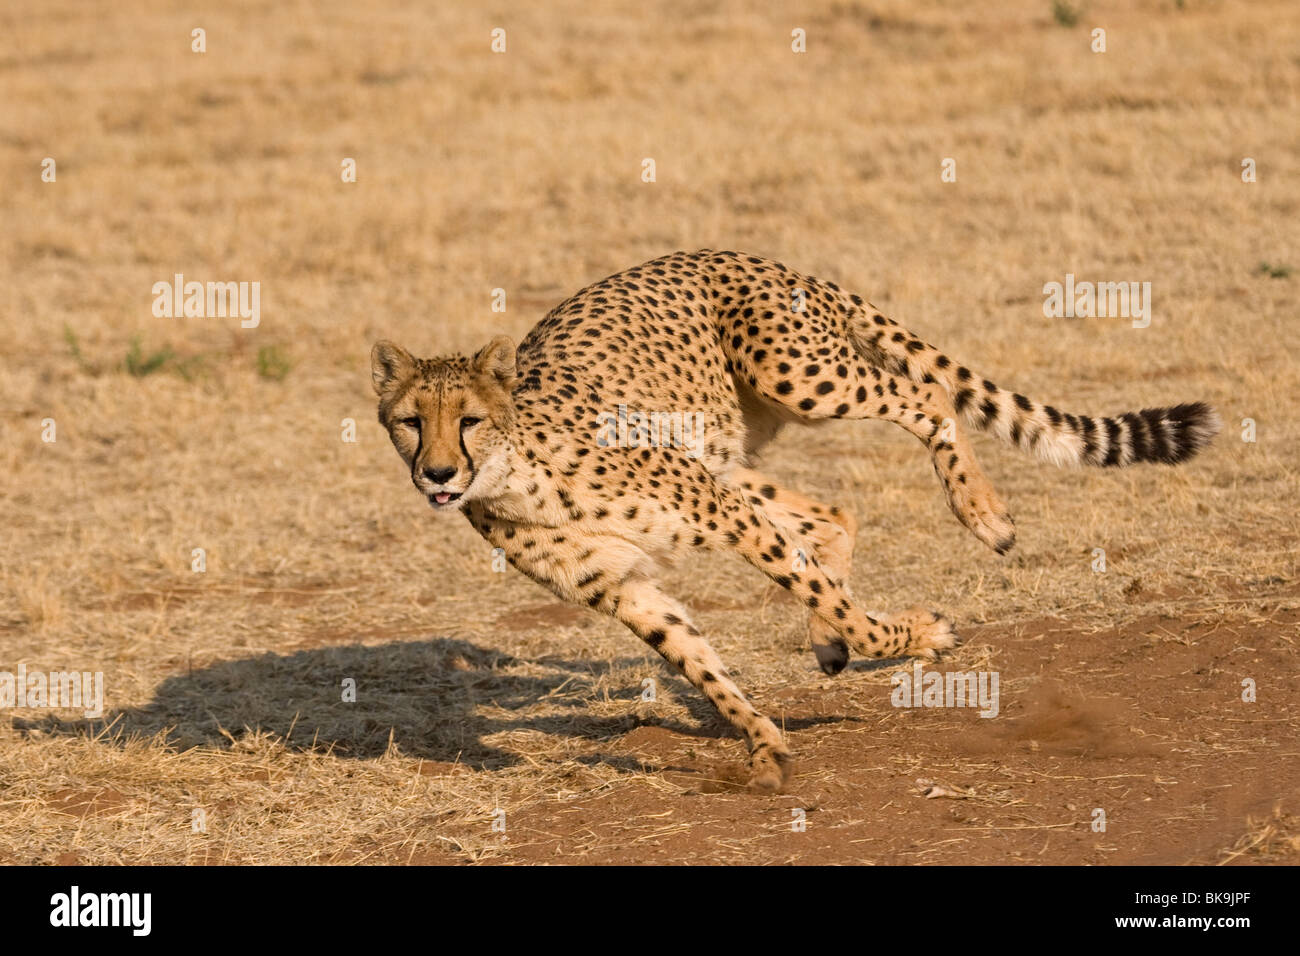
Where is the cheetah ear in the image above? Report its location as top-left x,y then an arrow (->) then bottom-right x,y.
371,340 -> 415,395
473,335 -> 516,387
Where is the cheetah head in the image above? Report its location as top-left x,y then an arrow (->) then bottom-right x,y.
370,336 -> 517,513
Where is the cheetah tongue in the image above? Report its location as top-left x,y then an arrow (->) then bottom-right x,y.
433,493 -> 454,504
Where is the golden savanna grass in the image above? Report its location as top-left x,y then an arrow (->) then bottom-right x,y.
1,0 -> 1297,864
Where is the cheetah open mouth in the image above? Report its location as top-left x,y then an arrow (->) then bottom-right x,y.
430,492 -> 462,506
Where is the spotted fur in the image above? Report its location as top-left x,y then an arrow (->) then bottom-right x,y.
372,250 -> 1218,791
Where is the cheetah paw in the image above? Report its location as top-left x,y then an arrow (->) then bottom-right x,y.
747,744 -> 794,793
952,485 -> 1016,555
810,623 -> 850,675
890,606 -> 960,660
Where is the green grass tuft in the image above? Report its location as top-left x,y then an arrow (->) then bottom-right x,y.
1051,0 -> 1080,27
123,335 -> 174,377
257,345 -> 292,381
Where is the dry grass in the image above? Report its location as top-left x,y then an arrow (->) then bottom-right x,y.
1217,806 -> 1300,866
1,0 -> 1297,864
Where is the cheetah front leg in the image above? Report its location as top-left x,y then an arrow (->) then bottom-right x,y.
467,511 -> 793,791
601,577 -> 793,793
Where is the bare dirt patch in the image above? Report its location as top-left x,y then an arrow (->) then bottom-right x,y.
493,609 -> 1299,865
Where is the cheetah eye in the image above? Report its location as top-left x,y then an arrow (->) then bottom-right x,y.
400,417 -> 420,430
460,416 -> 483,429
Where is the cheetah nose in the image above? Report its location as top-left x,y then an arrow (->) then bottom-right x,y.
424,466 -> 458,485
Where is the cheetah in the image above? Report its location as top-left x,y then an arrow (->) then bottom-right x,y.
371,249 -> 1219,792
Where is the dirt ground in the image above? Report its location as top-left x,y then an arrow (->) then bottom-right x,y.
2,0 -> 1298,865
495,602 -> 1300,865
11,577 -> 1297,866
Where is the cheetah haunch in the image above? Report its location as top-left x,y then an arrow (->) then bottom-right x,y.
371,250 -> 1219,792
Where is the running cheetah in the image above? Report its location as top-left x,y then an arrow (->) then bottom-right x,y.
370,250 -> 1219,792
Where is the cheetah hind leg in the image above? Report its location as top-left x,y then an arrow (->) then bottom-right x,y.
724,299 -> 1015,554
716,481 -> 962,671
730,468 -> 857,675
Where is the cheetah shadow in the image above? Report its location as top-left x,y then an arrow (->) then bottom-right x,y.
16,636 -> 852,774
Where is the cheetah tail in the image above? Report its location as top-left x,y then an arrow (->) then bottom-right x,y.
849,311 -> 1221,468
